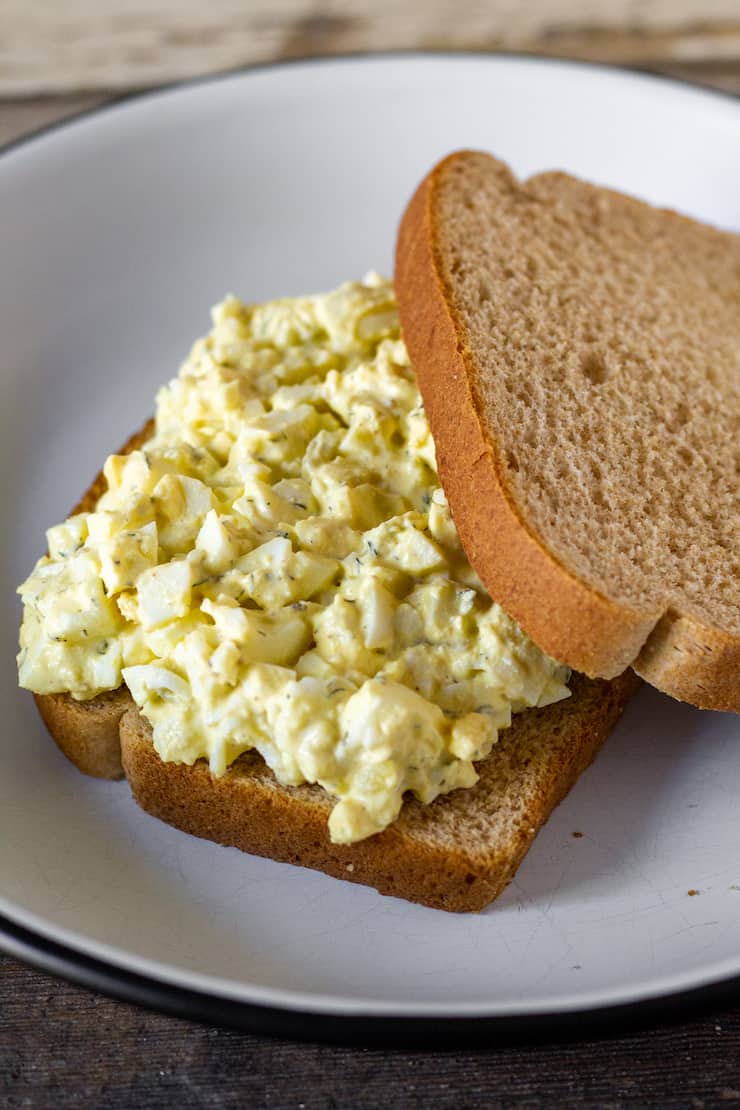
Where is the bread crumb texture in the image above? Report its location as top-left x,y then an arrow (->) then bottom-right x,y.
396,151 -> 739,708
437,154 -> 738,631
121,670 -> 639,912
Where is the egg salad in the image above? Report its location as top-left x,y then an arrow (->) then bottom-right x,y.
17,274 -> 569,844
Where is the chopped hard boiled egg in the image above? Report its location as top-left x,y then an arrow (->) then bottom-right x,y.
17,274 -> 570,843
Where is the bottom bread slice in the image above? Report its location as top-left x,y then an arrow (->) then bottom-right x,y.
35,688 -> 130,780
118,670 -> 639,912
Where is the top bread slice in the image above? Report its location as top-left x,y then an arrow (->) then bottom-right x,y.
30,423 -> 639,911
395,151 -> 740,712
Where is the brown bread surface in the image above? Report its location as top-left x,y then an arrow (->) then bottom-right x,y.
120,670 -> 638,912
35,668 -> 637,908
35,421 -> 155,779
35,688 -> 130,780
395,151 -> 740,712
30,387 -> 639,908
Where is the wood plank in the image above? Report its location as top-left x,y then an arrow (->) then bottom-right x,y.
3,954 -> 740,1107
0,0 -> 739,95
0,94 -> 107,146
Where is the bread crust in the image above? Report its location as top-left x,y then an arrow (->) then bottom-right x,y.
34,688 -> 130,780
33,421 -> 156,779
27,379 -> 640,909
120,671 -> 639,912
633,611 -> 740,711
34,665 -> 638,909
394,152 -> 739,712
72,420 -> 155,516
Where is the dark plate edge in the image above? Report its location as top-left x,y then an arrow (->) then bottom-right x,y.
2,51 -> 739,1044
3,911 -> 740,1046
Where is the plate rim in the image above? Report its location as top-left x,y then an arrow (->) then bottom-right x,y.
4,910 -> 740,1044
1,48 -> 738,164
1,50 -> 738,1039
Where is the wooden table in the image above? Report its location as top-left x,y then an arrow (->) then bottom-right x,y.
3,957 -> 740,1106
2,3 -> 740,1105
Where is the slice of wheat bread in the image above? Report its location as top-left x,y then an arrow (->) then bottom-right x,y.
30,421 -> 638,909
34,688 -> 130,780
34,421 -> 155,780
119,670 -> 638,912
36,651 -> 637,909
395,151 -> 740,713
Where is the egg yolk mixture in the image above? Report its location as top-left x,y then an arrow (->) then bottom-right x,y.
18,274 -> 569,843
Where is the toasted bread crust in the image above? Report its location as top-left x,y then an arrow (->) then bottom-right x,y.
120,671 -> 639,912
633,611 -> 740,711
33,420 -> 156,779
71,419 -> 155,517
34,688 -> 131,780
28,383 -> 640,908
395,152 -> 739,711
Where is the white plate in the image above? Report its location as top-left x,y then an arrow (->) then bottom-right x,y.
1,55 -> 738,1033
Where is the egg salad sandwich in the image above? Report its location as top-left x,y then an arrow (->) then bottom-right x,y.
17,151 -> 737,912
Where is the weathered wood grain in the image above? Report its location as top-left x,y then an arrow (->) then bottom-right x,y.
3,956 -> 740,1108
0,0 -> 739,94
0,94 -> 105,146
